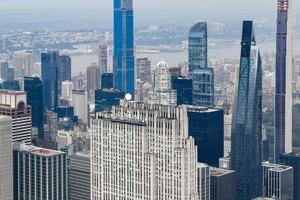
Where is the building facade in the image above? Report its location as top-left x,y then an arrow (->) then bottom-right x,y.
69,152 -> 90,200
24,76 -> 44,139
188,22 -> 208,72
151,61 -> 177,105
188,106 -> 224,166
0,90 -> 32,144
42,51 -> 59,110
197,163 -> 210,200
91,101 -> 198,199
113,0 -> 135,95
72,90 -> 88,124
280,152 -> 300,200
262,162 -> 293,200
95,88 -> 124,112
172,76 -> 193,105
231,21 -> 263,200
13,143 -> 68,200
0,116 -> 13,200
274,0 -> 293,163
210,167 -> 236,200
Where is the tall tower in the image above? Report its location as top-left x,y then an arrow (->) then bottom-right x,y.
231,21 -> 263,200
42,51 -> 59,110
275,0 -> 293,163
189,22 -> 214,107
113,0 -> 135,96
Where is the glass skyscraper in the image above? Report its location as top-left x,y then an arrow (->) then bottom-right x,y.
231,21 -> 262,200
24,76 -> 44,139
113,0 -> 135,96
42,51 -> 59,110
189,22 -> 214,107
274,0 -> 293,163
188,22 -> 208,72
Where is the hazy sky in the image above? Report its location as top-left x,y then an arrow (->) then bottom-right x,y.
0,0 -> 299,27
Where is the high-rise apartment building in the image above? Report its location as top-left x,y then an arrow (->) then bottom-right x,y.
69,152 -> 90,200
24,76 -> 44,139
0,116 -> 13,200
210,167 -> 236,200
0,90 -> 32,143
280,152 -> 300,200
231,21 -> 263,200
113,0 -> 135,95
274,0 -> 293,163
13,143 -> 68,200
42,51 -> 59,110
91,101 -> 198,199
262,162 -> 293,200
136,57 -> 151,83
101,72 -> 114,89
188,106 -> 224,166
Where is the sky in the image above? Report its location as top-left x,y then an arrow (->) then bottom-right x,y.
0,0 -> 299,28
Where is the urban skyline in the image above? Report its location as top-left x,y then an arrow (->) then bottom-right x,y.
0,0 -> 299,200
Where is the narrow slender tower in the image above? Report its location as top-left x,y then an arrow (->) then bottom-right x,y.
275,0 -> 293,163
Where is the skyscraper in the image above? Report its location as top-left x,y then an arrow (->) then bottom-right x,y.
12,51 -> 34,80
280,152 -> 300,200
0,116 -> 13,200
188,22 -> 208,72
113,0 -> 135,95
72,90 -> 88,124
262,162 -> 293,200
13,143 -> 68,200
0,90 -> 32,144
86,63 -> 100,100
210,167 -> 236,200
98,44 -> 108,73
274,0 -> 293,163
172,76 -> 193,105
188,22 -> 214,107
91,101 -> 198,199
69,152 -> 90,200
188,106 -> 224,166
58,55 -> 72,98
231,21 -> 263,200
151,61 -> 177,105
42,51 -> 59,110
197,163 -> 210,200
24,76 -> 44,139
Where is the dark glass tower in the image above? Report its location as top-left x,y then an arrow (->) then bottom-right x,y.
172,76 -> 193,105
24,76 -> 44,139
58,55 -> 72,97
42,51 -> 59,110
274,0 -> 293,163
188,106 -> 224,166
113,0 -> 135,96
231,21 -> 262,200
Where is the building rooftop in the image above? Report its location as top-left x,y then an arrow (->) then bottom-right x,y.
14,143 -> 65,157
188,105 -> 222,113
210,167 -> 235,177
262,161 -> 293,172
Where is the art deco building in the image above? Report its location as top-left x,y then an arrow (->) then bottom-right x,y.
91,101 -> 198,199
